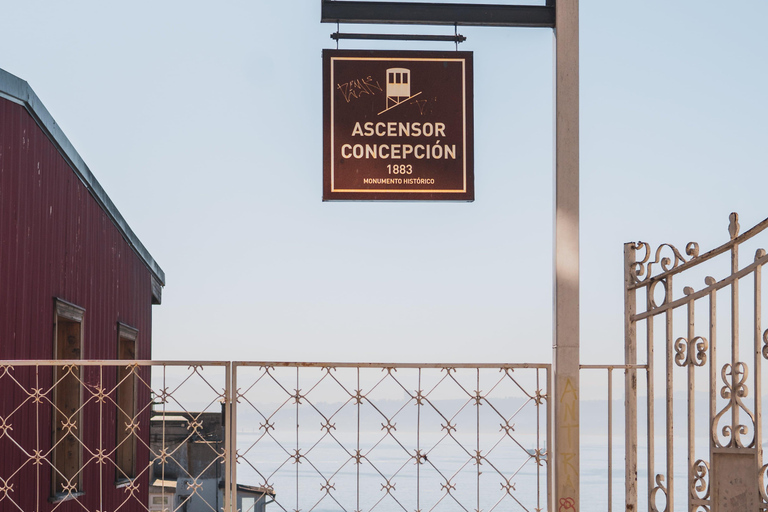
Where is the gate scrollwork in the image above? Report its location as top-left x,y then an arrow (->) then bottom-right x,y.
691,459 -> 710,500
650,474 -> 668,512
629,240 -> 700,285
762,328 -> 768,360
674,336 -> 708,367
712,362 -> 756,449
759,463 -> 768,502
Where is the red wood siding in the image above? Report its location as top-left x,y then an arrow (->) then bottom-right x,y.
0,97 -> 155,511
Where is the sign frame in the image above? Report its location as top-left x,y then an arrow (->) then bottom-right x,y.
323,49 -> 474,201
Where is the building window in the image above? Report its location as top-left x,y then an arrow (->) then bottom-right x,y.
116,323 -> 139,482
52,299 -> 84,498
149,494 -> 171,512
241,497 -> 255,512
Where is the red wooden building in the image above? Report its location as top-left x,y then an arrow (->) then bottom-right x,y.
0,68 -> 165,510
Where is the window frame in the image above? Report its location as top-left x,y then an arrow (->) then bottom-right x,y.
115,322 -> 139,484
51,298 -> 85,500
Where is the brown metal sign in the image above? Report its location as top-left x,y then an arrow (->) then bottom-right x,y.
323,50 -> 474,201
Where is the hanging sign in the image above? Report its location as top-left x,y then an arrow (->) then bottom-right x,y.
323,50 -> 474,201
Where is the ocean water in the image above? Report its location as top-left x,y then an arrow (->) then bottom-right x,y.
580,435 -> 706,512
235,430 -> 547,512
234,432 -> 704,512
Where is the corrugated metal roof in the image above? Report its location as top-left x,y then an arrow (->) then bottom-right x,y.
0,67 -> 165,288
150,479 -> 177,489
237,483 -> 275,496
150,415 -> 189,422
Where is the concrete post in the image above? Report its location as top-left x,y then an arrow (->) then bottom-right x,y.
553,0 -> 579,510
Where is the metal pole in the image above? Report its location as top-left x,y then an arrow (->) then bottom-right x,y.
553,0 -> 579,509
624,243 -> 638,510
224,363 -> 230,512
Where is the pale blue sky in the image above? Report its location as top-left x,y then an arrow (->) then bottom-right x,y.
2,1 -> 767,366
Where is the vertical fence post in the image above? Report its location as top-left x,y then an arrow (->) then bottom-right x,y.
608,368 -> 614,512
624,243 -> 638,510
226,362 -> 235,512
553,0 -> 579,508
755,249 -> 764,486
729,214 -> 740,451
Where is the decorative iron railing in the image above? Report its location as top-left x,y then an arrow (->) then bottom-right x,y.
233,363 -> 550,512
625,213 -> 768,512
579,364 -> 649,512
0,361 -> 231,512
0,361 -> 550,512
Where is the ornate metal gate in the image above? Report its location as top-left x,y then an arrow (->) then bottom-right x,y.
625,213 -> 768,511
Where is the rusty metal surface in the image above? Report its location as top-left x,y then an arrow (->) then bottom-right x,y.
712,451 -> 759,511
0,96 -> 156,362
0,68 -> 164,287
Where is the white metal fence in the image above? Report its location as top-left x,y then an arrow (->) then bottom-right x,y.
0,361 -> 550,512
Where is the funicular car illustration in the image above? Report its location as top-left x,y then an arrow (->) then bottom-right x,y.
379,67 -> 422,115
386,68 -> 411,109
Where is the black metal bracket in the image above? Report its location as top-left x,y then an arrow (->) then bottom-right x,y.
321,0 -> 555,28
331,31 -> 466,43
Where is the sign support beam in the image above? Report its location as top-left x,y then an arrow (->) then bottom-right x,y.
321,0 -> 555,28
553,0 -> 580,509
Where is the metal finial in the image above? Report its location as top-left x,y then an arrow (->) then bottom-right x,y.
729,212 -> 740,240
